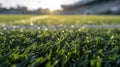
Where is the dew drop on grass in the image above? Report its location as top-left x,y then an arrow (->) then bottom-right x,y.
60,24 -> 63,26
4,27 -> 7,30
111,35 -> 114,39
13,26 -> 16,29
37,27 -> 40,30
78,29 -> 82,31
71,25 -> 75,28
57,38 -> 60,41
81,26 -> 86,29
45,28 -> 48,31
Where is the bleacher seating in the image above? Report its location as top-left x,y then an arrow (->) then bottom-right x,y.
61,0 -> 120,14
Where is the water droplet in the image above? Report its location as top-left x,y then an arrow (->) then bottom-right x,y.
111,35 -> 114,39
62,30 -> 65,33
37,27 -> 40,30
13,26 -> 16,29
4,27 -> 6,30
60,24 -> 63,26
81,26 -> 86,29
71,25 -> 75,28
45,28 -> 48,31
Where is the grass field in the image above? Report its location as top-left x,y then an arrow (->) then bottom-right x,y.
0,14 -> 120,67
0,15 -> 120,25
0,14 -> 36,24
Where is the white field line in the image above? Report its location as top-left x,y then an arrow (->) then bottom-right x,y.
14,15 -> 48,24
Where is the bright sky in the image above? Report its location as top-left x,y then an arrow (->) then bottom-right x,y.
0,0 -> 81,10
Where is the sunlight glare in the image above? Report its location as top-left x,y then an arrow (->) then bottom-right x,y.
40,0 -> 61,10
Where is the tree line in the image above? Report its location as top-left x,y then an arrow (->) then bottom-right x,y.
0,3 -> 60,15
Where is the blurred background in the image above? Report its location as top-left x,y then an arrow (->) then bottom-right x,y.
0,0 -> 120,15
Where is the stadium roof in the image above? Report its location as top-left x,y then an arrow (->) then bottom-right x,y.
61,0 -> 95,9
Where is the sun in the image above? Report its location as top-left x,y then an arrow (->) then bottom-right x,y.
40,0 -> 62,11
